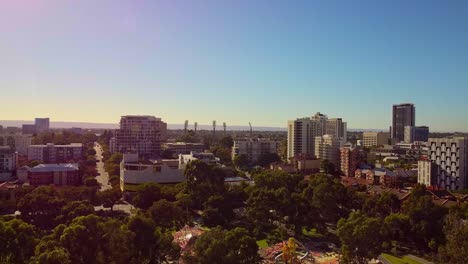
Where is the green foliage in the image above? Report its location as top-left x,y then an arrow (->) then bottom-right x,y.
257,153 -> 281,167
337,211 -> 384,264
219,136 -> 234,149
148,199 -> 188,230
320,159 -> 336,174
233,154 -> 249,168
438,203 -> 468,264
186,226 -> 261,264
0,218 -> 38,264
132,183 -> 163,209
55,200 -> 95,225
98,188 -> 122,210
18,186 -> 66,229
83,177 -> 99,188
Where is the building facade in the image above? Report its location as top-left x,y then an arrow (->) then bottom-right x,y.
418,159 -> 436,186
392,103 -> 415,142
114,115 -> 167,159
427,137 -> 468,190
163,142 -> 206,156
232,138 -> 280,163
404,126 -> 429,143
119,153 -> 185,192
287,112 -> 347,159
0,134 -> 32,155
27,143 -> 83,163
22,124 -> 36,135
27,163 -> 81,186
0,147 -> 17,182
362,132 -> 390,147
315,135 -> 342,167
35,118 -> 50,133
340,146 -> 361,177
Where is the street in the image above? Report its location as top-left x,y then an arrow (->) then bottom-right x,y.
94,142 -> 112,191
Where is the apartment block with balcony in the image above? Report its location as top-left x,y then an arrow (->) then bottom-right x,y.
232,138 -> 280,164
362,132 -> 390,147
315,135 -> 342,167
340,146 -> 361,177
27,143 -> 83,163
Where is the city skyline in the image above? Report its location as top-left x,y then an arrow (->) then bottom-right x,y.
1,1 -> 468,131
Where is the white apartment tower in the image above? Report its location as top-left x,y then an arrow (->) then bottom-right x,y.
315,135 -> 342,167
427,137 -> 468,190
287,112 -> 347,159
232,138 -> 280,163
115,116 -> 167,159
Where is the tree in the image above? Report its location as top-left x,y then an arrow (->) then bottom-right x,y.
148,199 -> 187,230
18,186 -> 65,229
320,159 -> 336,174
84,177 -> 99,188
98,188 -> 122,211
132,183 -> 163,209
258,153 -> 281,167
438,204 -> 468,264
219,136 -> 234,149
187,227 -> 261,264
337,211 -> 383,264
55,200 -> 95,225
108,175 -> 120,187
128,215 -> 180,263
233,154 -> 249,168
0,218 -> 38,264
32,247 -> 71,264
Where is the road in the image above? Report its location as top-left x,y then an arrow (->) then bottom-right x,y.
94,143 -> 112,191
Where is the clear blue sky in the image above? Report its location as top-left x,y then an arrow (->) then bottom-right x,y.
1,0 -> 467,131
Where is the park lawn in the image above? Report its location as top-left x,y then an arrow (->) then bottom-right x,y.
381,253 -> 423,264
256,239 -> 269,249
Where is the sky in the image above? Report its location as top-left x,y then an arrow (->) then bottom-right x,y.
0,0 -> 467,132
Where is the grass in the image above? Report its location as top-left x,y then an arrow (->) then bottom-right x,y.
256,239 -> 269,249
381,253 -> 424,264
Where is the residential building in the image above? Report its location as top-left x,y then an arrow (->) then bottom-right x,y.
404,126 -> 429,143
22,124 -> 36,134
0,180 -> 20,212
27,143 -> 83,163
340,146 -> 361,177
428,137 -> 468,190
178,151 -> 220,170
120,153 -> 185,192
163,142 -> 206,156
418,159 -> 436,186
315,135 -> 342,167
109,137 -> 116,154
35,118 -> 50,133
114,115 -> 167,159
0,147 -> 17,182
362,132 -> 390,147
0,134 -> 33,156
392,103 -> 415,142
287,112 -> 347,159
27,163 -> 81,186
232,138 -> 279,163
326,118 -> 347,140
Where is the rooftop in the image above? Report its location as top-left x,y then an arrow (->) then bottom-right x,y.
30,163 -> 79,172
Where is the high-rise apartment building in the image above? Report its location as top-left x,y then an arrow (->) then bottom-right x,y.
114,115 -> 167,159
391,103 -> 415,142
340,146 -> 361,177
35,118 -> 50,133
362,132 -> 390,147
287,112 -> 347,159
426,137 -> 468,190
404,126 -> 429,143
315,135 -> 342,167
232,138 -> 280,163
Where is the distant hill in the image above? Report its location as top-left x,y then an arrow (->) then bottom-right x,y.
0,120 -> 387,132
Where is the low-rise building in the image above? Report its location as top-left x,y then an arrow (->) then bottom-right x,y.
404,126 -> 429,143
362,132 -> 390,147
27,143 -> 83,163
163,142 -> 206,157
0,180 -> 20,212
0,134 -> 32,155
232,138 -> 280,164
120,153 -> 185,192
22,124 -> 37,135
0,147 -> 17,182
178,151 -> 220,170
27,163 -> 81,186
